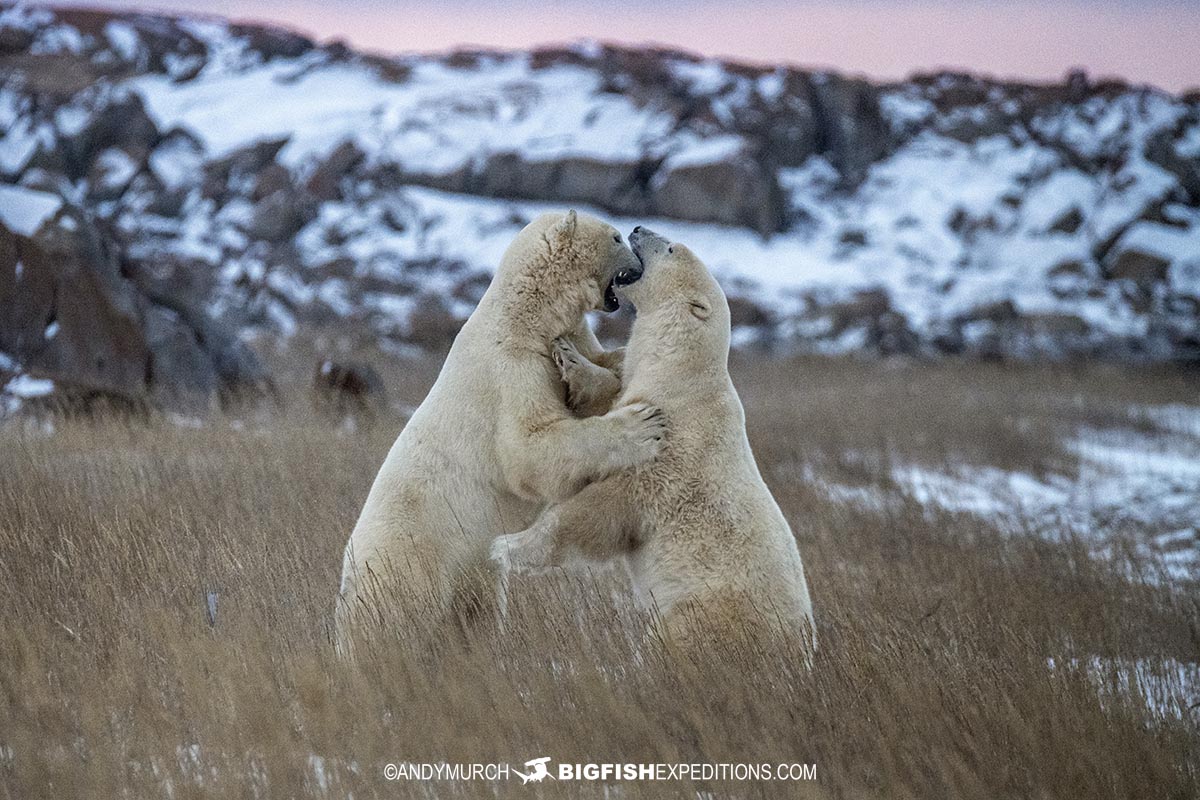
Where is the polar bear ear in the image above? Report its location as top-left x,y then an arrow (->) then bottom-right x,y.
688,299 -> 712,320
551,209 -> 578,243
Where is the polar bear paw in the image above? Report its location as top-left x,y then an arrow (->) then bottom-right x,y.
552,336 -> 584,375
605,401 -> 666,467
491,529 -> 554,574
553,336 -> 624,417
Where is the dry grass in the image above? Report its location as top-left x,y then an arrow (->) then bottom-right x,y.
1,355 -> 1198,798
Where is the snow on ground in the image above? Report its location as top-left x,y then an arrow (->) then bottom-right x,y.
4,374 -> 54,398
808,404 -> 1200,584
110,20 -> 1195,350
104,21 -> 141,62
1048,656 -> 1200,720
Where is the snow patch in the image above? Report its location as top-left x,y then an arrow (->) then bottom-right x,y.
880,90 -> 935,130
5,375 -> 54,398
664,135 -> 745,170
0,185 -> 63,236
1176,124 -> 1200,159
670,59 -> 732,95
149,138 -> 204,190
94,148 -> 139,190
131,55 -> 679,171
1116,222 -> 1200,264
104,21 -> 141,62
0,120 -> 40,175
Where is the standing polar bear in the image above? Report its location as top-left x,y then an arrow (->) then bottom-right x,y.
336,211 -> 665,652
492,227 -> 815,659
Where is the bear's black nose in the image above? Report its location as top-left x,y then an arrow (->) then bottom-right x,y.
633,225 -> 642,233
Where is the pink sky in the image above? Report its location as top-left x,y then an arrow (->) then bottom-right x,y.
51,1 -> 1200,90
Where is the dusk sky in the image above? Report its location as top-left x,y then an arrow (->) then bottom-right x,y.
47,0 -> 1200,91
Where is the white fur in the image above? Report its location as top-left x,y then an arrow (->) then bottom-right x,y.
336,211 -> 665,653
493,231 -> 815,658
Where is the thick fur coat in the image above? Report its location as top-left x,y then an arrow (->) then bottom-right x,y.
492,228 -> 815,658
336,211 -> 665,652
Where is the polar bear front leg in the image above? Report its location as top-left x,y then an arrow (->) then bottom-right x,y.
503,400 -> 664,503
491,478 -> 638,573
501,359 -> 665,502
554,337 -> 622,417
561,319 -> 625,378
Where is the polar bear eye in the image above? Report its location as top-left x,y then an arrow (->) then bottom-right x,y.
612,234 -> 621,243
668,246 -> 674,254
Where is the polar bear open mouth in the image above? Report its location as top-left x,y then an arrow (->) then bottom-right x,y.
603,280 -> 620,311
604,264 -> 643,311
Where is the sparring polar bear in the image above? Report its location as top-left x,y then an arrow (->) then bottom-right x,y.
492,227 -> 815,659
336,211 -> 665,653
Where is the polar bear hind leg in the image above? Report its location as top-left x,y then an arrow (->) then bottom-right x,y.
491,478 -> 638,573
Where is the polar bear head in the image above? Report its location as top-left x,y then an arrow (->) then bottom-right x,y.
492,210 -> 642,340
620,226 -> 731,352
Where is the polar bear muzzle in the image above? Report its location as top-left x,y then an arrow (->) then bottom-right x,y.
628,225 -> 669,267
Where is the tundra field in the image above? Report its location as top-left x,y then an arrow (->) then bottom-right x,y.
1,353 -> 1199,799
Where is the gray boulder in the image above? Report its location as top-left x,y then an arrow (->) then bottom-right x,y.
1104,224 -> 1181,285
144,306 -> 218,413
651,148 -> 783,234
1,203 -> 149,400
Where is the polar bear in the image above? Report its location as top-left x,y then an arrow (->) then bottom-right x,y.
491,227 -> 814,659
336,211 -> 666,653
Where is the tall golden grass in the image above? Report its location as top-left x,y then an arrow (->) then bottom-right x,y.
1,355 -> 1197,798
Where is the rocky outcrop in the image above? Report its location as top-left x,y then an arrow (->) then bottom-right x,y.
1106,247 -> 1172,285
1,199 -> 149,400
1146,116 -> 1200,205
805,74 -> 892,183
1103,223 -> 1192,289
653,149 -> 783,234
0,188 -> 267,413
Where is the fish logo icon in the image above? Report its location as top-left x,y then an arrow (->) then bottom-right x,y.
513,756 -> 553,784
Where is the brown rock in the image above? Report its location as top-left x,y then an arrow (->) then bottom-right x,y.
1047,207 -> 1084,234
144,306 -> 218,413
807,74 -> 891,183
652,152 -> 783,234
0,209 -> 149,400
956,299 -> 1020,325
405,293 -> 464,351
66,94 -> 159,181
1106,248 -> 1171,284
305,140 -> 363,201
228,23 -> 314,61
554,157 -> 647,216
247,190 -> 316,242
726,295 -> 774,328
1146,121 -> 1200,205
203,137 -> 289,197
1,197 -> 268,412
252,163 -> 293,201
